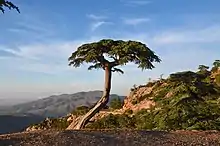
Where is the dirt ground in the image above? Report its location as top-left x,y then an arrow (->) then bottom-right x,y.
0,130 -> 219,146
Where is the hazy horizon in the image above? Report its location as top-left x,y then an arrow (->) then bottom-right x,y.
1,0 -> 220,100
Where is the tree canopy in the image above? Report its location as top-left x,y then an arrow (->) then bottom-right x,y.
198,65 -> 209,72
0,0 -> 19,13
68,39 -> 161,73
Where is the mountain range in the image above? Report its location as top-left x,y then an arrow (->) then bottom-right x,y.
0,90 -> 124,134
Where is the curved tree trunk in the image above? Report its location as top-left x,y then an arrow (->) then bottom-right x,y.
67,66 -> 112,130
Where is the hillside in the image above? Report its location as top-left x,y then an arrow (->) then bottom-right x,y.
86,66 -> 220,130
0,91 -> 124,118
25,64 -> 220,131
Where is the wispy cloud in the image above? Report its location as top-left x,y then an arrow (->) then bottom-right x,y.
90,21 -> 113,31
86,14 -> 107,20
121,0 -> 151,6
0,37 -> 105,74
123,18 -> 150,26
151,25 -> 220,45
87,13 -> 113,31
91,21 -> 106,31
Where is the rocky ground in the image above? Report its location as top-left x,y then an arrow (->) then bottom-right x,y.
0,130 -> 219,146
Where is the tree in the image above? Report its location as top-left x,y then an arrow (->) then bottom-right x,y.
198,65 -> 209,72
0,0 -> 20,13
67,39 -> 161,129
213,60 -> 220,68
109,96 -> 123,110
211,60 -> 220,72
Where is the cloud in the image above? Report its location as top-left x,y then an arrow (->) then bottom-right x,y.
123,18 -> 150,26
151,25 -> 220,45
86,14 -> 107,20
90,21 -> 114,31
87,14 -> 113,31
0,37 -> 106,75
121,0 -> 151,6
91,21 -> 106,31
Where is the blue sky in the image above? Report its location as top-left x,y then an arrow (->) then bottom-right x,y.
0,0 -> 220,99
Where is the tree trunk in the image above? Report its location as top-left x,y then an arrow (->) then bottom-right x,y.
67,66 -> 112,130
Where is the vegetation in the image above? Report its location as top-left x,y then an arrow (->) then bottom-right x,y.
26,61 -> 220,131
109,96 -> 123,110
71,106 -> 90,116
68,39 -> 161,129
0,0 -> 19,13
211,60 -> 220,72
87,62 -> 220,131
28,117 -> 70,130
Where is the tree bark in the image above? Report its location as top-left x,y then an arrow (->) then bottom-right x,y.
67,65 -> 112,130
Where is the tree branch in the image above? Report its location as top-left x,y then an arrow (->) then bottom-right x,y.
111,68 -> 124,74
0,1 -> 20,13
88,63 -> 105,70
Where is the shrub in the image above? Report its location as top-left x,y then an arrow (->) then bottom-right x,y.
71,105 -> 90,116
109,97 -> 123,110
124,109 -> 133,115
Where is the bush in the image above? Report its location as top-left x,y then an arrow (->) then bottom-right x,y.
134,109 -> 155,130
71,105 -> 90,116
109,97 -> 123,110
124,109 -> 133,115
29,117 -> 70,130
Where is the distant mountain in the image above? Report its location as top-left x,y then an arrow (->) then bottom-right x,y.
0,98 -> 35,106
0,90 -> 125,118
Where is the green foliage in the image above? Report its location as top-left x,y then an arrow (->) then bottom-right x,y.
124,109 -> 133,115
30,117 -> 70,130
211,60 -> 220,72
71,105 -> 90,116
134,109 -> 155,130
0,0 -> 19,13
109,97 -> 123,110
88,68 -> 220,131
213,60 -> 220,68
68,39 -> 161,73
198,65 -> 209,72
145,81 -> 155,87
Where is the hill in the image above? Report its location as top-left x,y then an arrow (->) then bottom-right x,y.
25,64 -> 220,131
0,90 -> 124,118
86,66 -> 220,130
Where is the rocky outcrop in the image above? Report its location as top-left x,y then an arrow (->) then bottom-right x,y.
122,84 -> 156,112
